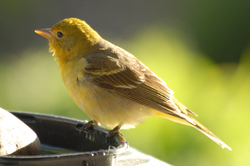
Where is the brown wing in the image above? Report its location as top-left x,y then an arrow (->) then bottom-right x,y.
84,41 -> 191,119
85,53 -> 143,89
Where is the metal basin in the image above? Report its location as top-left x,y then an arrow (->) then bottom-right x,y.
0,112 -> 128,166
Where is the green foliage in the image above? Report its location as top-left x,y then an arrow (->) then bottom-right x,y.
0,26 -> 249,165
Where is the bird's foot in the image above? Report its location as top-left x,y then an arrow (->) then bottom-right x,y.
80,120 -> 98,135
107,125 -> 122,138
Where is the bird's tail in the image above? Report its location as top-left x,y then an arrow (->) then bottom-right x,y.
188,116 -> 231,150
155,111 -> 232,150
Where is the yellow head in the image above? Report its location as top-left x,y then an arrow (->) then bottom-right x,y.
35,18 -> 102,61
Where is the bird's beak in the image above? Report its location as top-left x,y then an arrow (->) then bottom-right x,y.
35,28 -> 53,40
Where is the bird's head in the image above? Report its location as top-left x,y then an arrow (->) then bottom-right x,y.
35,18 -> 102,60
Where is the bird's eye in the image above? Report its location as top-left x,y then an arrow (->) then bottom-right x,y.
57,31 -> 63,38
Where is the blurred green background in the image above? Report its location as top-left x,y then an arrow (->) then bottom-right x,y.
0,1 -> 249,165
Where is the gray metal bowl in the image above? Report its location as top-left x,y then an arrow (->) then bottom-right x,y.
0,112 -> 128,166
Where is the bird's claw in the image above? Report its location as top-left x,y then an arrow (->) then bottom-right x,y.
107,125 -> 122,138
80,120 -> 98,135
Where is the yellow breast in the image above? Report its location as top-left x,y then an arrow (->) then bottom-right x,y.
60,57 -> 155,129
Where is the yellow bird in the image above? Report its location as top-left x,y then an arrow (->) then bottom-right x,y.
35,18 -> 231,150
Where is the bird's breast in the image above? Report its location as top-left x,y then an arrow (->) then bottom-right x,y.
59,58 -> 155,128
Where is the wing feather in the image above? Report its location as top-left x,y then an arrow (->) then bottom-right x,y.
83,43 -> 192,120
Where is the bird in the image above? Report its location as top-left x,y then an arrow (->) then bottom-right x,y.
35,18 -> 231,150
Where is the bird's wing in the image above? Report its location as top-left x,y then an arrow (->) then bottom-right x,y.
84,47 -> 194,119
84,53 -> 143,89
